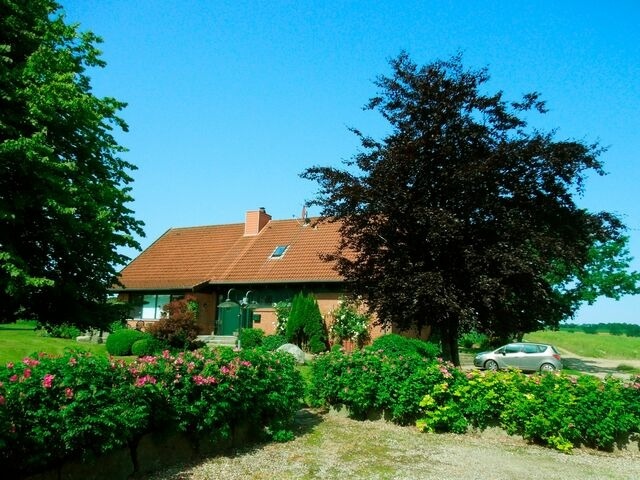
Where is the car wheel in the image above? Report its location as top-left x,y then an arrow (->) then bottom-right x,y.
484,359 -> 498,371
540,363 -> 556,372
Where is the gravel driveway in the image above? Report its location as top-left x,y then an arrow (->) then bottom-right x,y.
142,409 -> 640,480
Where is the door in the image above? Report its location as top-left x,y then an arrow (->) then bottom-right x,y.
217,302 -> 241,335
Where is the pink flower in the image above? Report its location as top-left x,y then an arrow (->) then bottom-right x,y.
6,362 -> 14,369
23,358 -> 40,367
23,369 -> 31,379
42,374 -> 55,389
241,361 -> 251,367
192,375 -> 218,385
68,357 -> 77,366
134,375 -> 157,387
162,350 -> 171,359
65,388 -> 74,399
9,375 -> 18,382
0,395 -> 5,405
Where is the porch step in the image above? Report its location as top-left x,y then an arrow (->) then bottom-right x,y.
198,335 -> 237,347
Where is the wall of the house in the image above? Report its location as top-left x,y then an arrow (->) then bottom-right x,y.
116,287 -> 409,343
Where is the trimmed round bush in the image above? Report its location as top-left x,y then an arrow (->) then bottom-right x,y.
368,333 -> 440,359
131,337 -> 164,356
238,328 -> 265,349
105,328 -> 147,355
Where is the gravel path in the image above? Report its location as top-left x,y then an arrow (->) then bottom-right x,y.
142,409 -> 640,480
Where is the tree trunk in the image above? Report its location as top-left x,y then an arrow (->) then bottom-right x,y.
438,319 -> 460,366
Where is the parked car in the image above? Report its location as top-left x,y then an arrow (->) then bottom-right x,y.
473,342 -> 562,372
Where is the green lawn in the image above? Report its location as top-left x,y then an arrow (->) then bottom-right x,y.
524,330 -> 640,360
0,321 -> 107,364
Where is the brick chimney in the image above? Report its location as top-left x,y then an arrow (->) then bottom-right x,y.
244,207 -> 271,236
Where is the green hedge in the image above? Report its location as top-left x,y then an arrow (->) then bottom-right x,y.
309,348 -> 453,424
309,348 -> 640,452
367,333 -> 440,359
105,329 -> 148,355
0,348 -> 304,477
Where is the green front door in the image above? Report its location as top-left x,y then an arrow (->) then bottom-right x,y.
218,302 -> 241,335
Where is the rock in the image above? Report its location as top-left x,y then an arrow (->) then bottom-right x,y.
277,343 -> 306,364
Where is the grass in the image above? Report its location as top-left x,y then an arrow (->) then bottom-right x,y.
523,330 -> 640,360
0,320 -> 107,364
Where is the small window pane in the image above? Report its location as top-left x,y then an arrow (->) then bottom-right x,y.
270,245 -> 288,258
156,295 -> 171,318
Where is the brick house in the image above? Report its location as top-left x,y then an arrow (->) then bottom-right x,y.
113,208 -> 386,340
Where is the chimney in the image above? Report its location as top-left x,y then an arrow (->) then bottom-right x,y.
244,207 -> 272,236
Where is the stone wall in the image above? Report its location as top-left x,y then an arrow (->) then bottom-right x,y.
23,422 -> 259,480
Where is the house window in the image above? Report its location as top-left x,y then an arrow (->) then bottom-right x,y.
270,245 -> 289,258
129,293 -> 174,320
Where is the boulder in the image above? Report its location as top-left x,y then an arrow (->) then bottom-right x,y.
277,343 -> 306,364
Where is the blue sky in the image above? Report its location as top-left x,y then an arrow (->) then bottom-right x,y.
61,1 -> 640,324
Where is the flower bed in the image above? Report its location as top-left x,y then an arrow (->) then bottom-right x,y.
0,348 -> 304,478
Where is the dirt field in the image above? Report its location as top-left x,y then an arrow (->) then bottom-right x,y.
143,408 -> 640,480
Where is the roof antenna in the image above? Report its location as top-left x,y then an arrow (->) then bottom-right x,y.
294,204 -> 310,226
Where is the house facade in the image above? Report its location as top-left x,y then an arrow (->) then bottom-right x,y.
113,208 -> 387,339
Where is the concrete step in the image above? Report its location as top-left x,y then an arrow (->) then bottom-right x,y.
199,335 -> 237,347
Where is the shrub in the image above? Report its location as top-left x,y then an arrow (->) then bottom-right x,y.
130,337 -> 165,356
459,331 -> 488,349
582,324 -> 599,334
106,328 -> 147,355
0,351 -> 148,477
262,334 -> 287,351
368,333 -> 440,359
147,295 -> 200,349
286,292 -> 328,354
41,323 -> 82,339
272,301 -> 291,336
309,348 -> 454,424
0,348 -> 305,477
417,370 -> 640,452
329,298 -> 371,346
238,328 -> 265,349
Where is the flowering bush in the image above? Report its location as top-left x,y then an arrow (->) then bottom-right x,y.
309,348 -> 640,453
0,347 -> 304,477
147,295 -> 201,349
309,348 -> 457,424
329,299 -> 370,346
0,351 -> 147,476
417,369 -> 640,452
272,301 -> 291,336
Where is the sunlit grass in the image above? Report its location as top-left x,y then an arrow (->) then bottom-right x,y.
0,321 -> 107,364
524,330 -> 640,360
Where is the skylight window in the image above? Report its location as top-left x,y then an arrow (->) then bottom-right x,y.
270,245 -> 289,259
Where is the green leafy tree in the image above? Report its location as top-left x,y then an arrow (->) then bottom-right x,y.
302,52 -> 635,364
0,0 -> 144,328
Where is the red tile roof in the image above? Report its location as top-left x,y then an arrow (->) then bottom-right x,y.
114,217 -> 343,290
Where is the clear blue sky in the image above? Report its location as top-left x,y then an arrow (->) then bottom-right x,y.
61,0 -> 640,324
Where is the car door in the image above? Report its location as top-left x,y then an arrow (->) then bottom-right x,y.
520,343 -> 542,371
500,343 -> 525,369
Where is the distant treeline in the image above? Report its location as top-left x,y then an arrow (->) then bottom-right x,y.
560,323 -> 640,337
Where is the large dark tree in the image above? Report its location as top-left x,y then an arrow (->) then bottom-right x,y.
302,53 -> 637,365
0,0 -> 144,328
